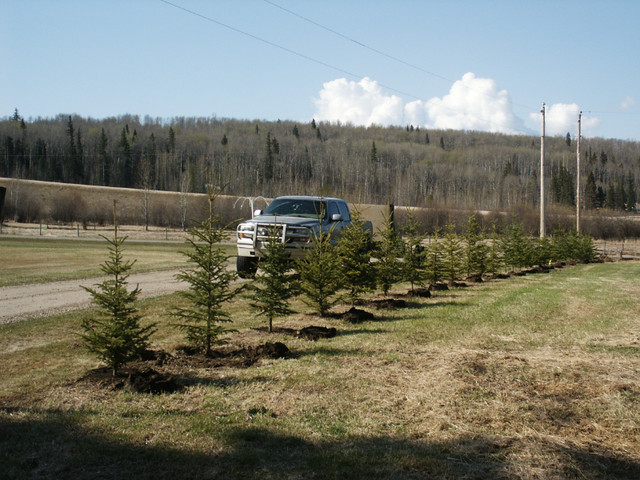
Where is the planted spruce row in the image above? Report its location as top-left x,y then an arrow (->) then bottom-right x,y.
81,202 -> 597,376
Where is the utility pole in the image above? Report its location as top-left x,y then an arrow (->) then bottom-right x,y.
576,111 -> 582,233
540,103 -> 546,238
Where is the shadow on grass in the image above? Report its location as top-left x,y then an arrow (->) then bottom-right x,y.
2,410 -> 639,480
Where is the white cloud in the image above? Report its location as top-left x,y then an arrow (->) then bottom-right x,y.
313,77 -> 405,126
529,103 -> 599,136
313,73 -> 524,134
621,96 -> 635,109
422,72 -> 523,134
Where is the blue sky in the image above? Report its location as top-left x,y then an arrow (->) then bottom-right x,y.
3,0 -> 639,140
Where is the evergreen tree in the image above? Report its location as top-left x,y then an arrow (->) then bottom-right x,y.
264,132 -> 274,181
604,182 -> 616,209
98,128 -> 111,186
246,227 -> 299,333
297,229 -> 343,316
370,141 -> 379,164
173,192 -> 239,354
119,127 -> 133,187
550,165 -> 575,206
80,202 -> 155,376
596,185 -> 606,208
374,213 -> 403,296
584,171 -> 598,209
425,228 -> 445,285
627,173 -> 637,210
336,209 -> 376,304
485,224 -> 503,276
463,214 -> 488,278
615,179 -> 627,210
500,223 -> 533,271
401,209 -> 427,292
168,127 -> 176,154
66,116 -> 83,183
76,129 -> 84,182
441,222 -> 464,287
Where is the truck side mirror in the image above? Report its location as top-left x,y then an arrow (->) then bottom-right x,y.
253,209 -> 262,217
331,213 -> 343,222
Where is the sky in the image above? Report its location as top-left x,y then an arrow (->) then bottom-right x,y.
2,0 -> 640,140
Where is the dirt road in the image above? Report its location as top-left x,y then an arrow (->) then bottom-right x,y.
0,270 -> 187,325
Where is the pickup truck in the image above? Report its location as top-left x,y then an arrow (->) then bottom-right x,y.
236,195 -> 372,278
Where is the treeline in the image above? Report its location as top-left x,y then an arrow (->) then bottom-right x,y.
2,108 -> 639,211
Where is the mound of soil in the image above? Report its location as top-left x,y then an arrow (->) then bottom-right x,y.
368,298 -> 407,309
173,342 -> 292,369
407,287 -> 431,298
486,273 -> 511,280
296,326 -> 337,340
253,325 -> 337,341
466,274 -> 484,283
122,367 -> 180,394
254,341 -> 291,358
77,342 -> 292,393
341,307 -> 375,323
78,365 -> 181,394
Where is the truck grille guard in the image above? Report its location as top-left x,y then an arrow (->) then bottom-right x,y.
253,223 -> 312,247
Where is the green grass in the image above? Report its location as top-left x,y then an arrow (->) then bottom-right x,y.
2,262 -> 640,478
0,237 -> 235,286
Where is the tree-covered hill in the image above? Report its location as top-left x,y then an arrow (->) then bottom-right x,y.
1,109 -> 638,211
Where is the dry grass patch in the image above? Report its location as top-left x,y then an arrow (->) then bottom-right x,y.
2,263 -> 640,479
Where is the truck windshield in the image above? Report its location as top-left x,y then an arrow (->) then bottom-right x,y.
263,199 -> 327,219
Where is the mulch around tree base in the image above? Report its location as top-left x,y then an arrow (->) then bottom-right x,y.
368,298 -> 407,309
77,342 -> 292,394
253,325 -> 338,341
341,307 -> 375,323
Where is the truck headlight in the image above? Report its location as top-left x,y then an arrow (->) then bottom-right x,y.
237,223 -> 254,239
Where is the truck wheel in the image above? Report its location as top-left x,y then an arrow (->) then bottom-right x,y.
236,256 -> 258,279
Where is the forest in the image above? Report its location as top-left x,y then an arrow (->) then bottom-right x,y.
1,108 -> 639,212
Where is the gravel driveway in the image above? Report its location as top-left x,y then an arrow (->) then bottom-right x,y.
0,269 -> 187,324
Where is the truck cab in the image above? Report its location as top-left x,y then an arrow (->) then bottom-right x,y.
235,196 -> 351,278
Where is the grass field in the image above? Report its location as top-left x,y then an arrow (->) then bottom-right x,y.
0,237 -> 235,287
1,239 -> 640,479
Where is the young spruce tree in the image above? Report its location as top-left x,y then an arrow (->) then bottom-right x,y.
81,201 -> 155,376
336,209 -> 376,305
246,225 -> 299,332
425,227 -> 445,286
463,214 -> 488,279
374,213 -> 403,296
401,209 -> 428,292
173,192 -> 239,355
297,228 -> 343,316
441,222 -> 464,287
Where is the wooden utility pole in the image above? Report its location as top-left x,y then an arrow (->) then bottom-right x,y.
576,111 -> 582,233
540,103 -> 546,238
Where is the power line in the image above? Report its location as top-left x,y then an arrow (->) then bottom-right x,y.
262,0 -> 538,113
158,0 -> 420,101
158,0 -> 533,133
262,0 -> 454,85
